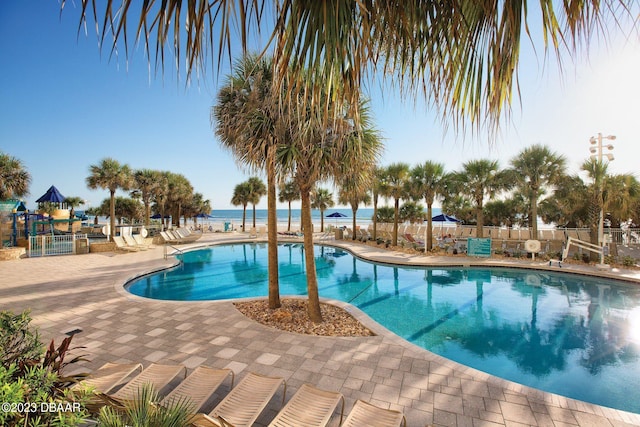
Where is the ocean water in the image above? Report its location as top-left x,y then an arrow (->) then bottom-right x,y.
210,207 -> 442,226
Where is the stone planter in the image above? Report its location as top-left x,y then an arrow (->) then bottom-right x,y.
0,247 -> 26,261
89,242 -> 116,253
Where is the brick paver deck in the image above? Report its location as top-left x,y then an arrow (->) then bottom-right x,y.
2,233 -> 640,426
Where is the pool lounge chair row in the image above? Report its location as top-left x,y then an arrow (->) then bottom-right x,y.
113,235 -> 153,252
77,362 -> 406,427
161,228 -> 202,244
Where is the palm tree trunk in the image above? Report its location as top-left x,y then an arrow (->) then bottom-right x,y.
352,205 -> 357,240
320,209 -> 325,232
476,200 -> 484,238
372,195 -> 378,240
530,195 -> 538,240
109,190 -> 116,241
427,203 -> 433,250
301,189 -> 323,323
144,202 -> 150,228
287,201 -> 292,231
252,203 -> 257,228
393,198 -> 400,246
242,204 -> 247,232
266,157 -> 280,309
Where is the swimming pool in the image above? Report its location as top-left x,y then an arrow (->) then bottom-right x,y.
126,242 -> 640,414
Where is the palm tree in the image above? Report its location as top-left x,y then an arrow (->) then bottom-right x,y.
311,188 -> 334,232
86,158 -> 133,241
338,182 -> 372,241
166,173 -> 193,228
380,163 -> 411,246
279,85 -> 382,322
410,161 -> 446,250
370,166 -> 385,240
214,55 -> 282,309
246,177 -> 266,229
0,152 -> 31,200
183,192 -> 211,227
450,159 -> 511,237
62,196 -> 84,232
71,2 -> 630,132
231,182 -> 252,232
132,169 -> 161,228
278,180 -> 299,232
152,171 -> 170,230
509,145 -> 566,239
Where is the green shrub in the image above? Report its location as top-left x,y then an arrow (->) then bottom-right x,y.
0,310 -> 91,427
622,256 -> 637,267
604,255 -> 615,265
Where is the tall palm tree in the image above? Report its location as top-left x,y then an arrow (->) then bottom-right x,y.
380,163 -> 410,246
509,145 -> 566,239
214,55 -> 282,309
70,1 -> 631,132
338,181 -> 372,241
246,177 -> 266,229
86,158 -> 132,241
410,161 -> 446,250
311,188 -> 334,232
450,159 -> 511,237
152,171 -> 170,230
278,180 -> 299,232
370,166 -> 385,240
183,192 -> 211,227
0,152 -> 31,200
166,172 -> 193,228
279,86 -> 382,322
231,182 -> 252,232
132,169 -> 161,228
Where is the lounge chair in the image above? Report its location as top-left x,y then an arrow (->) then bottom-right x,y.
123,234 -> 148,250
268,383 -> 344,427
110,364 -> 187,402
160,231 -> 180,244
160,366 -> 234,413
341,400 -> 406,427
403,233 -> 424,249
113,235 -> 139,252
133,234 -> 154,249
191,372 -> 286,427
72,362 -> 143,394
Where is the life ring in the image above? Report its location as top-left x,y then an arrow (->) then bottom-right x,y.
524,239 -> 541,253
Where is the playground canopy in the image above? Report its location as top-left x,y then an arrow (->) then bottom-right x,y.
36,185 -> 66,206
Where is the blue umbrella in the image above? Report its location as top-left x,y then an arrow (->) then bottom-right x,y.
326,212 -> 347,218
194,213 -> 214,218
431,214 -> 460,222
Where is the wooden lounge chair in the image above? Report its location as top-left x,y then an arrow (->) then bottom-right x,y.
160,366 -> 234,413
268,383 -> 344,427
191,372 -> 286,427
72,362 -> 143,394
342,400 -> 406,427
110,364 -> 187,402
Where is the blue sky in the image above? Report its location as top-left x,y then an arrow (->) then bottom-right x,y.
1,2 -> 639,211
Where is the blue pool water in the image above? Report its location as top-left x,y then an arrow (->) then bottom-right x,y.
126,243 -> 640,414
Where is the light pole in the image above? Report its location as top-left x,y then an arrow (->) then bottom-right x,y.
589,132 -> 615,265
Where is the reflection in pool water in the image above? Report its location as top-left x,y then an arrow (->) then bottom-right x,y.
126,243 -> 640,414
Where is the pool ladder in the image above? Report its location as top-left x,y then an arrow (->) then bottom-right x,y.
164,244 -> 184,265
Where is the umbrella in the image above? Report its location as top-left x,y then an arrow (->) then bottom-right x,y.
36,185 -> 65,204
326,211 -> 348,227
431,214 -> 460,222
150,213 -> 170,219
194,213 -> 214,218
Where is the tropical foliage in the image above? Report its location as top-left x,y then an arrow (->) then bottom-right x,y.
0,151 -> 30,200
65,1 -> 635,133
311,188 -> 335,232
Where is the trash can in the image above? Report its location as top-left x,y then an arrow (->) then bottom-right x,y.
75,238 -> 89,254
334,228 -> 344,240
224,222 -> 231,232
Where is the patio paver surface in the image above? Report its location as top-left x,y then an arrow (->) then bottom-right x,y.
2,232 -> 640,426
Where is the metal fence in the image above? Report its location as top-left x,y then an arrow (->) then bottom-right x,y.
28,234 -> 88,257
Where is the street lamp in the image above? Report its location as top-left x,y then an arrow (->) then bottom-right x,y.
589,132 -> 615,265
